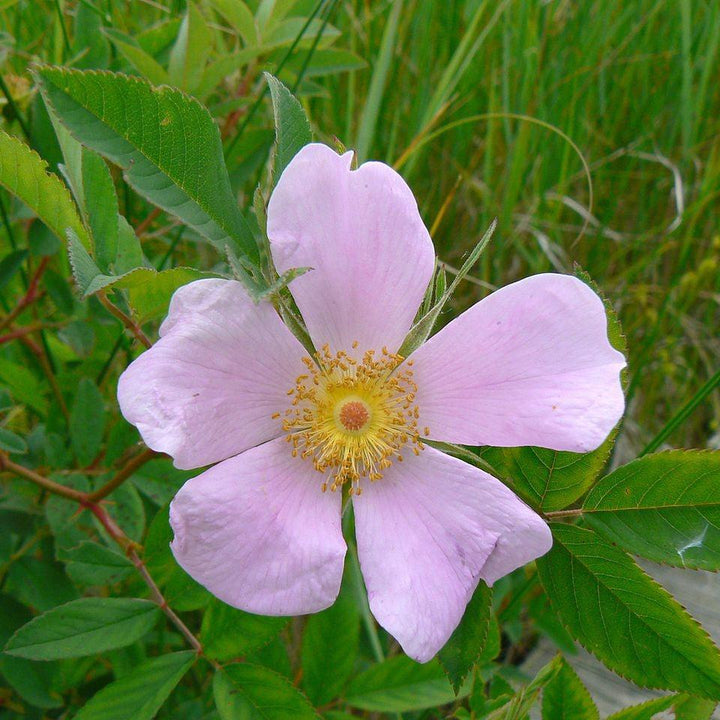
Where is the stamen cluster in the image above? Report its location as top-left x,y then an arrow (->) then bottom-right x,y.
277,343 -> 426,494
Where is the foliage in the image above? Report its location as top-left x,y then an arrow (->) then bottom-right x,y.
0,1 -> 719,719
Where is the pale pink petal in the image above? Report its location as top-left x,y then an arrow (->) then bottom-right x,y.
169,437 -> 346,615
353,446 -> 551,663
118,279 -> 307,470
267,143 -> 435,354
410,273 -> 626,452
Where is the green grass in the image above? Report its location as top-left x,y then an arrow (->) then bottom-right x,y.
2,0 -> 719,453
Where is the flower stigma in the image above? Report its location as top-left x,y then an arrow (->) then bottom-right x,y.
277,343 -> 425,494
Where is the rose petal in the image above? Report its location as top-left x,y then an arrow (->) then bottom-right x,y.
169,437 -> 346,615
410,273 -> 626,452
118,279 -> 307,470
267,143 -> 435,354
353,446 -> 551,662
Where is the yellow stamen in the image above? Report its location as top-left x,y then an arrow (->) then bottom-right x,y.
277,343 -> 425,493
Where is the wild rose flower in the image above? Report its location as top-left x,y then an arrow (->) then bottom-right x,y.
118,143 -> 626,662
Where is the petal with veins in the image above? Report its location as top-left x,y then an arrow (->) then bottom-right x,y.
170,437 -> 346,615
410,273 -> 626,452
353,446 -> 552,663
118,279 -> 307,470
267,143 -> 435,354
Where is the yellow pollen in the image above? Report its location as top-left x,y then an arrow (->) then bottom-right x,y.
276,342 -> 426,493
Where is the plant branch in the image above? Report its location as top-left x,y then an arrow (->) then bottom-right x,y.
98,292 -> 152,348
0,256 -> 49,332
1,451 -> 205,657
0,454 -> 88,502
87,447 -> 158,502
19,334 -> 70,423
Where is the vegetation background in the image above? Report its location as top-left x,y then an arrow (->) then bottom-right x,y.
0,0 -> 719,718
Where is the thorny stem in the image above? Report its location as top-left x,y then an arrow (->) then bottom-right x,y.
98,292 -> 152,348
0,450 -> 206,657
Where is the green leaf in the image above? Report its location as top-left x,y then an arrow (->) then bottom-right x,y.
35,66 -> 258,262
345,656 -> 470,712
104,28 -> 171,86
537,523 -> 720,699
144,503 -> 210,611
541,657 -> 599,720
168,2 -> 212,92
674,695 -> 717,720
488,657 -> 561,719
66,227 -> 207,314
70,377 -> 106,466
484,438 -> 614,512
0,129 -> 91,251
301,595 -> 360,705
213,664 -> 319,720
284,48 -> 367,78
64,541 -> 134,586
583,450 -> 720,571
208,0 -> 258,45
0,593 -> 63,709
0,427 -> 27,454
82,150 -> 118,271
4,598 -> 159,660
265,73 -> 312,185
201,597 -> 288,661
0,248 -> 27,290
605,695 -> 676,720
73,651 -> 196,720
439,581 -> 493,693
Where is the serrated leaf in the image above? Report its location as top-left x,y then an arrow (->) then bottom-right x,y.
484,437 -> 614,512
265,73 -> 312,185
64,541 -> 134,586
213,664 -> 319,720
201,598 -> 288,661
70,377 -> 106,466
537,523 -> 720,699
605,695 -> 676,720
541,657 -> 599,720
439,581 -> 493,693
0,129 -> 91,251
301,595 -> 360,705
4,598 -> 159,660
73,651 -> 195,720
36,66 -> 258,261
583,450 -> 720,571
346,656 -> 470,712
66,227 -> 207,313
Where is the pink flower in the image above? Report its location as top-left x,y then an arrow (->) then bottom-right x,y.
118,144 -> 626,662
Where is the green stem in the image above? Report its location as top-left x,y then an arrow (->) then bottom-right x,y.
641,367 -> 720,456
